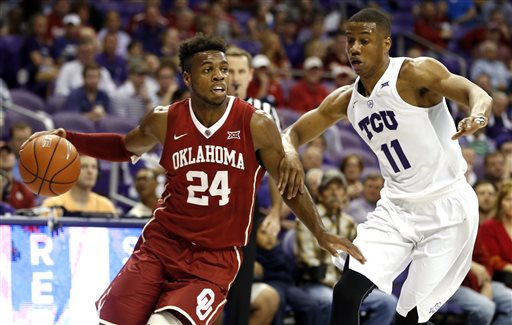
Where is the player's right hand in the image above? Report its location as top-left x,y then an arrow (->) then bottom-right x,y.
278,150 -> 305,199
20,128 -> 67,151
316,231 -> 367,264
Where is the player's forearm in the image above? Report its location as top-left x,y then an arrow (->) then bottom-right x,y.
283,189 -> 328,238
65,131 -> 136,162
268,178 -> 283,213
468,88 -> 492,118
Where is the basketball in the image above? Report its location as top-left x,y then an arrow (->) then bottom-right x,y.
19,134 -> 81,196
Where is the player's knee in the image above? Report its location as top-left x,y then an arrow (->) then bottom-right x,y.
147,311 -> 184,325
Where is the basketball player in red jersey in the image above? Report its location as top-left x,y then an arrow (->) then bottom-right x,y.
23,34 -> 366,325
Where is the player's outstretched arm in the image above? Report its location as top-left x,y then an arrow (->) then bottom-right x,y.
407,57 -> 492,140
278,86 -> 352,198
21,107 -> 168,162
251,111 -> 366,264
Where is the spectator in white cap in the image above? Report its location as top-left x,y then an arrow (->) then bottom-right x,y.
247,54 -> 286,107
52,13 -> 82,63
330,65 -> 356,91
288,56 -> 329,113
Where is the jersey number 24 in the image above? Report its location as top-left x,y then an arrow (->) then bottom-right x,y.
186,170 -> 231,206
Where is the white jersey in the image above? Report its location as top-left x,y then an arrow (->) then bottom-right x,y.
347,57 -> 467,200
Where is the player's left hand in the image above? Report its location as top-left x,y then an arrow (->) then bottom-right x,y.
451,115 -> 488,140
260,210 -> 281,238
278,151 -> 305,199
316,232 -> 366,264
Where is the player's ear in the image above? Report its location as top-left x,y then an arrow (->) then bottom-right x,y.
384,36 -> 392,52
183,71 -> 191,88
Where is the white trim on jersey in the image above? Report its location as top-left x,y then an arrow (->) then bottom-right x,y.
227,246 -> 242,291
140,216 -> 156,243
246,97 -> 282,132
189,96 -> 235,139
154,306 -> 196,325
243,165 -> 262,246
98,318 -> 117,325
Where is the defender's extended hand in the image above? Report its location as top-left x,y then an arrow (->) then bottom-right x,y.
277,151 -> 305,199
316,232 -> 366,264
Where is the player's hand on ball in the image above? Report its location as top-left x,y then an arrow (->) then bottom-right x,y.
316,232 -> 366,264
21,128 -> 67,151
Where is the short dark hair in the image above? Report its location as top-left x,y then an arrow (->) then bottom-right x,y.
179,33 -> 227,73
349,8 -> 391,37
82,63 -> 101,78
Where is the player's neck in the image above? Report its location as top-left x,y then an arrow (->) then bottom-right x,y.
190,96 -> 228,128
359,57 -> 390,96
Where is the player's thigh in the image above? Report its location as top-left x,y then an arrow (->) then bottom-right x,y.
348,202 -> 414,294
97,246 -> 164,325
400,218 -> 477,322
156,281 -> 227,325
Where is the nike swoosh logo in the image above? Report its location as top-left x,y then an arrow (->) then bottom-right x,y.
174,133 -> 187,140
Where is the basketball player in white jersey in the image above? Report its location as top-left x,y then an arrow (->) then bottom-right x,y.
280,8 -> 492,325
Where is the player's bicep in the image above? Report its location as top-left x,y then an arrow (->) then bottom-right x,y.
125,106 -> 168,155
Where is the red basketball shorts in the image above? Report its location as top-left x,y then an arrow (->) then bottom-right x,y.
96,218 -> 242,325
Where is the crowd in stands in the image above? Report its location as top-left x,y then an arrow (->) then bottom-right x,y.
1,0 -> 512,324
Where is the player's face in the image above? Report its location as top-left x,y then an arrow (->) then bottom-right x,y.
475,183 -> 496,214
185,50 -> 229,107
227,55 -> 253,99
346,22 -> 391,79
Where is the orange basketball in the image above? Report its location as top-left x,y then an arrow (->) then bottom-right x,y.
19,134 -> 81,196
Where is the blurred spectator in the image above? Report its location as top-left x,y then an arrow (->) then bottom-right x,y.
21,13 -> 59,98
259,30 -> 292,73
132,4 -> 168,55
247,1 -> 275,40
438,0 -> 478,27
473,72 -> 494,95
475,179 -> 498,223
111,61 -> 155,125
72,0 -> 103,32
325,32 -> 350,69
158,27 -> 181,59
248,282 -> 279,325
126,168 -> 159,218
486,91 -> 512,140
459,9 -> 511,61
54,38 -> 116,97
346,173 -> 384,224
255,221 -> 328,325
329,65 -> 356,91
301,145 -> 323,172
209,0 -> 241,40
127,40 -> 145,66
339,154 -> 365,200
482,151 -> 507,189
63,63 -> 111,122
288,56 -> 329,113
279,16 -> 304,68
246,54 -> 286,107
42,155 -> 117,217
462,147 -> 478,186
45,0 -> 72,41
52,13 -> 82,64
302,16 -> 330,59
305,168 -> 323,203
0,144 -> 35,210
480,181 -> 512,287
128,1 -> 169,34
0,78 -> 12,109
414,0 -> 452,49
296,169 -> 397,325
97,11 -> 131,57
172,8 -> 197,40
7,122 -> 32,182
150,63 -> 178,107
96,33 -> 128,86
482,0 -> 512,29
470,40 -> 510,91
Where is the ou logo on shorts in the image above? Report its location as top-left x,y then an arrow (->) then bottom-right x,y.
196,288 -> 215,321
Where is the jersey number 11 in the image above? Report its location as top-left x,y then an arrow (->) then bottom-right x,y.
381,139 -> 411,173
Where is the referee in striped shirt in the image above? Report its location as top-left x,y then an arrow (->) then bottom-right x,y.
221,46 -> 284,325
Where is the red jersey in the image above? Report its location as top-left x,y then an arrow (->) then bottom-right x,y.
155,96 -> 265,249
